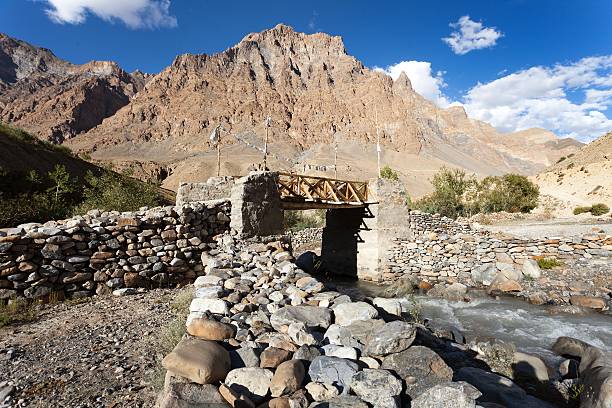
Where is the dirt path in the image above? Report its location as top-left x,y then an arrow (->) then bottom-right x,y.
0,288 -> 185,407
479,218 -> 612,239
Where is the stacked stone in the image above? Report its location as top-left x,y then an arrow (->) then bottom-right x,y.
0,200 -> 231,301
157,233 -> 559,408
408,210 -> 472,237
176,177 -> 236,205
289,228 -> 323,248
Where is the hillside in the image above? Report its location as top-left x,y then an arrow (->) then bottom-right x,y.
533,131 -> 612,215
0,33 -> 149,143
0,26 -> 583,193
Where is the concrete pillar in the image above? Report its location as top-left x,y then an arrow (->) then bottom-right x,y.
357,178 -> 412,281
230,171 -> 283,238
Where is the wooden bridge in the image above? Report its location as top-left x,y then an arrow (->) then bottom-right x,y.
277,172 -> 374,210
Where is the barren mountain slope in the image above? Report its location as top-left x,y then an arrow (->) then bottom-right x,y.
0,33 -> 149,142
63,25 -> 579,190
533,131 -> 612,215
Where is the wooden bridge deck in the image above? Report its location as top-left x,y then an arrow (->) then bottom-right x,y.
277,172 -> 375,210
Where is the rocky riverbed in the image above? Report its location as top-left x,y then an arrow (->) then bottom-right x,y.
155,233 -> 610,408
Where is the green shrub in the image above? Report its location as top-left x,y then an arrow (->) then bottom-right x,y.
284,210 -> 325,232
380,166 -> 400,181
73,170 -> 161,214
556,156 -> 566,163
537,258 -> 563,269
413,168 -> 539,219
0,122 -> 74,156
590,203 -> 610,216
573,206 -> 591,215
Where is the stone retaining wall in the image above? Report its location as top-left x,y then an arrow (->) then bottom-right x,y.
289,227 -> 323,249
176,177 -> 236,205
0,200 -> 231,300
383,211 -> 612,287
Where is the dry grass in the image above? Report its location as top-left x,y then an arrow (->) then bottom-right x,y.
0,299 -> 38,328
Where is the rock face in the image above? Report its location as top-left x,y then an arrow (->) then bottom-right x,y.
0,33 -> 147,143
6,24 -> 569,191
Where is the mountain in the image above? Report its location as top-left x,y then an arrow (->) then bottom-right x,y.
533,131 -> 612,215
0,33 -> 149,143
0,26 -> 583,193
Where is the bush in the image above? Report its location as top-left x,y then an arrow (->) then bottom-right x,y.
537,258 -> 563,269
0,299 -> 38,328
556,156 -> 566,163
0,166 -> 162,227
413,168 -> 539,219
573,204 -> 610,216
380,166 -> 400,181
573,206 -> 591,215
73,170 -> 161,214
284,210 -> 325,232
590,203 -> 610,216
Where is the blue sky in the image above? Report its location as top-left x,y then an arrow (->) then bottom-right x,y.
1,0 -> 611,141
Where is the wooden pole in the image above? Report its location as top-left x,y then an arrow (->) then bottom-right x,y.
334,141 -> 338,179
216,127 -> 221,177
264,123 -> 269,170
375,107 -> 381,178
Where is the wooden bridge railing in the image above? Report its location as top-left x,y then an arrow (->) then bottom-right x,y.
277,172 -> 371,209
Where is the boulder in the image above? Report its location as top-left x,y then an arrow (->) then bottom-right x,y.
270,360 -> 305,397
512,352 -> 549,382
270,305 -> 332,332
186,318 -> 236,340
455,367 -> 554,408
350,369 -> 402,408
309,395 -> 369,408
552,337 -> 612,408
190,298 -> 229,315
308,356 -> 359,390
569,296 -> 607,310
218,383 -> 255,408
305,382 -> 340,401
157,381 -> 228,408
372,298 -> 402,316
333,302 -> 378,326
162,339 -> 231,384
323,324 -> 362,350
229,347 -> 261,369
382,346 -> 453,398
521,259 -> 541,279
471,264 -> 498,286
260,347 -> 292,368
225,367 -> 274,403
410,381 -> 481,408
364,321 -> 416,357
321,345 -> 358,360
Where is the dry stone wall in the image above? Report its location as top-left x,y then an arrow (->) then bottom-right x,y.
289,228 -> 324,249
0,200 -> 231,300
176,177 -> 236,205
383,211 -> 612,298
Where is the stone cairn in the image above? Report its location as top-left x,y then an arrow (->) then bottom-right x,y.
156,231 -> 581,408
0,200 -> 231,301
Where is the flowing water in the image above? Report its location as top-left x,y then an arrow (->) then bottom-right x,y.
326,278 -> 612,364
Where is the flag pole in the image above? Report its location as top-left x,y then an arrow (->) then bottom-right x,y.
264,114 -> 270,170
216,128 -> 221,177
375,107 -> 381,178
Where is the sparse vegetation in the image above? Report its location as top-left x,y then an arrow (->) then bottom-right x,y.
556,156 -> 567,163
537,258 -> 564,269
573,203 -> 610,216
590,203 -> 610,216
0,122 -> 74,156
0,299 -> 38,328
150,287 -> 192,390
413,168 -> 540,219
380,165 -> 400,181
284,209 -> 326,232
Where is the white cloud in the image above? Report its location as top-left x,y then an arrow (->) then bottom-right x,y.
463,56 -> 612,141
442,16 -> 502,55
42,0 -> 177,29
375,61 -> 452,107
